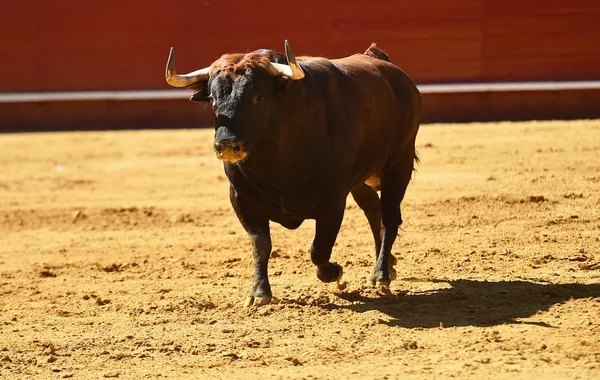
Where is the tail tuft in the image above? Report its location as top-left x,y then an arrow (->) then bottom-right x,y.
364,43 -> 391,62
413,149 -> 421,174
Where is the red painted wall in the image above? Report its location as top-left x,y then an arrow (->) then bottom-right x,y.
1,0 -> 599,92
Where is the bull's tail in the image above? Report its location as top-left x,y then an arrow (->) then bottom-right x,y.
364,43 -> 391,62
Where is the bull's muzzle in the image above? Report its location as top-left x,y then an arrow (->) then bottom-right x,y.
214,138 -> 247,163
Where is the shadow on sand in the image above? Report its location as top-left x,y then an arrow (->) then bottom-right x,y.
329,278 -> 600,328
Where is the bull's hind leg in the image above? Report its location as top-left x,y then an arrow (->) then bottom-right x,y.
351,183 -> 382,255
352,183 -> 398,280
310,198 -> 346,284
370,154 -> 414,290
229,185 -> 273,307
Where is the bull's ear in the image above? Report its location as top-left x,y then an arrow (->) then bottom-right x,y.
187,82 -> 210,102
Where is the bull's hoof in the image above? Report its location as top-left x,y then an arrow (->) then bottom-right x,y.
376,281 -> 392,295
369,272 -> 392,294
370,270 -> 391,286
317,262 -> 343,283
243,295 -> 272,308
370,254 -> 397,285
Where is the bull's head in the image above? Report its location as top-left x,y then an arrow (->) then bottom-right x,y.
165,40 -> 305,163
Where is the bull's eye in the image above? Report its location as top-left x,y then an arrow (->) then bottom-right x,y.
253,94 -> 265,105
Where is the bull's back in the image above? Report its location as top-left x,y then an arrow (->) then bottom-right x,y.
327,55 -> 421,185
336,54 -> 420,142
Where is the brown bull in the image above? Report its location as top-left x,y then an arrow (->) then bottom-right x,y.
165,41 -> 421,307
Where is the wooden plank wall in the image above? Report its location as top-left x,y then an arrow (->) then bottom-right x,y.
1,0 -> 599,93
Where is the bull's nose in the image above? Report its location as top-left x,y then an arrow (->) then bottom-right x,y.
214,138 -> 247,162
214,138 -> 242,153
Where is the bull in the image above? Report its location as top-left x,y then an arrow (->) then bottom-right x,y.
165,41 -> 421,307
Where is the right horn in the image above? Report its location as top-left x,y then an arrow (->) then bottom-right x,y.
165,47 -> 211,88
267,40 -> 305,80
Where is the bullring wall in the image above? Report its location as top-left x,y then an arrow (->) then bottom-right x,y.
2,0 -> 599,92
1,0 -> 599,129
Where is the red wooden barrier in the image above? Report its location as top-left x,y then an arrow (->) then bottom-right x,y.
1,0 -> 599,93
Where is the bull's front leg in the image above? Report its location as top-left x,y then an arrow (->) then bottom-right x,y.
229,185 -> 272,307
310,198 -> 346,283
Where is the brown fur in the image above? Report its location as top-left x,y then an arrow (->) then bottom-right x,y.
210,53 -> 277,76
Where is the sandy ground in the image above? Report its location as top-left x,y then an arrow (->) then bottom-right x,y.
1,120 -> 599,379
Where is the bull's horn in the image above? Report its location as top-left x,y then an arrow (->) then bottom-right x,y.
165,47 -> 211,87
267,40 -> 305,80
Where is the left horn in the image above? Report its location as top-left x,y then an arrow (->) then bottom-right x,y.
266,40 -> 305,80
165,47 -> 211,88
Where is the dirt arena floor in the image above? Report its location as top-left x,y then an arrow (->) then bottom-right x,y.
1,120 -> 599,379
